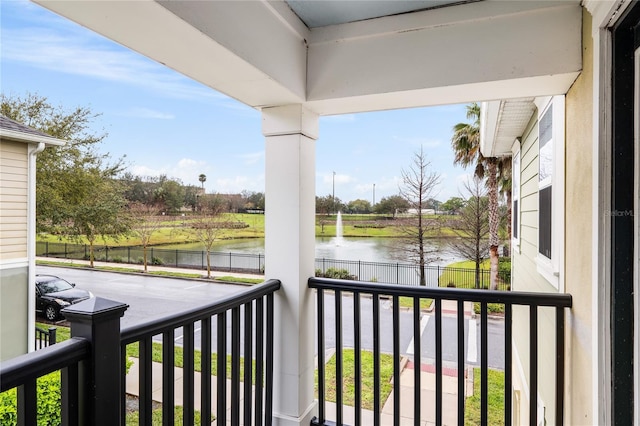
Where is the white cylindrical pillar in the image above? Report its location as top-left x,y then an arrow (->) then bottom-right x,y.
262,105 -> 318,425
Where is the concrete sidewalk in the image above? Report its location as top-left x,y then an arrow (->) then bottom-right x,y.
126,355 -> 473,426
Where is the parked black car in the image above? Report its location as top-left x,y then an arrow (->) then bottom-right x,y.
35,274 -> 94,321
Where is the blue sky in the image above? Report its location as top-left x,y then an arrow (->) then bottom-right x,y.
1,0 -> 473,204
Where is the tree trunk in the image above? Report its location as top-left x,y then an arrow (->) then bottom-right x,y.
143,245 -> 148,273
206,249 -> 211,278
487,160 -> 499,289
89,240 -> 94,268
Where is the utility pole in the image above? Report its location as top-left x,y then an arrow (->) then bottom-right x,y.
373,183 -> 376,207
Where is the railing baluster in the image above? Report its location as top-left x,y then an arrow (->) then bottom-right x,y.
256,298 -> 264,426
481,302 -> 488,426
530,306 -> 538,426
373,293 -> 381,426
414,297 -> 422,425
335,289 -> 343,426
505,304 -> 513,426
265,292 -> 275,426
435,298 -> 443,426
163,330 -> 175,426
217,312 -> 227,425
17,379 -> 37,426
201,318 -> 212,426
231,307 -> 241,425
393,294 -> 400,426
244,302 -> 253,426
139,335 -> 153,426
556,307 -> 565,426
61,364 -> 79,426
183,324 -> 195,426
457,299 -> 465,426
354,292 -> 362,426
317,288 -> 326,423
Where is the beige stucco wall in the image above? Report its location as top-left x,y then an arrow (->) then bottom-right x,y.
0,139 -> 29,260
563,9 -> 594,425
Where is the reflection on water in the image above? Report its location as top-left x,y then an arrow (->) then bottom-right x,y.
161,237 -> 461,266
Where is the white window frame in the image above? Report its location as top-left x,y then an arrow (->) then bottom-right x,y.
535,96 -> 565,291
511,139 -> 521,254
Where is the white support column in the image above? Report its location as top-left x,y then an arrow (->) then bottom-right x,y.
262,105 -> 318,426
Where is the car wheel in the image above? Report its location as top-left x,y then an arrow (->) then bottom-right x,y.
45,305 -> 58,321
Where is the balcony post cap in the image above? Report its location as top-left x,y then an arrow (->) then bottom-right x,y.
61,297 -> 128,322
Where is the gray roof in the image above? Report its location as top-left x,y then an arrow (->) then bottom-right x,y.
0,114 -> 65,146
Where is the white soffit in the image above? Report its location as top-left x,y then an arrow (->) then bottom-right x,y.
480,98 -> 536,157
285,0 -> 479,28
33,0 -> 581,115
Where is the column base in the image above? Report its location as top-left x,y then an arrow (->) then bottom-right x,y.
272,400 -> 317,426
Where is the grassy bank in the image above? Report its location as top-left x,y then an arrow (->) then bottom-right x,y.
37,213 -> 460,246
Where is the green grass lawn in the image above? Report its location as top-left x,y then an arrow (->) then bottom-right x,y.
315,349 -> 394,411
464,368 -> 505,426
398,296 -> 433,310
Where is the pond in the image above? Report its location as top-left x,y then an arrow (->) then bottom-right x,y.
159,237 -> 462,266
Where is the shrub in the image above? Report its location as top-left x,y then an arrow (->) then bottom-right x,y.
0,372 -> 61,426
151,257 -> 164,265
315,268 -> 357,280
473,302 -> 505,314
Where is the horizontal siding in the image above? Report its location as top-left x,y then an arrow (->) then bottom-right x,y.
0,140 -> 29,155
0,244 -> 28,259
0,194 -> 28,204
0,141 -> 28,260
0,186 -> 28,196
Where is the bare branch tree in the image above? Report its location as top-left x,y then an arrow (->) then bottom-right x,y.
188,197 -> 227,278
399,147 -> 442,286
129,203 -> 163,272
448,177 -> 490,288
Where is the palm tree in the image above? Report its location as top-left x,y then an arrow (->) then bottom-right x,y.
451,103 -> 500,289
198,174 -> 206,193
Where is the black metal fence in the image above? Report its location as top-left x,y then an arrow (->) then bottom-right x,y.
310,277 -> 572,426
34,326 -> 57,350
1,280 -> 281,426
37,241 -> 509,289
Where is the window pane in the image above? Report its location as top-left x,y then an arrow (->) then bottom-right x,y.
539,105 -> 553,182
514,200 -> 519,239
539,186 -> 552,258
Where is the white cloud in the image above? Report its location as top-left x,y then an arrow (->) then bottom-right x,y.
239,151 -> 263,166
118,107 -> 175,120
129,158 -> 210,185
215,176 -> 263,194
2,26 -> 224,101
323,172 -> 353,185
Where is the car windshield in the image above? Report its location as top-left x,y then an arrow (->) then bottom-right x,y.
38,279 -> 73,294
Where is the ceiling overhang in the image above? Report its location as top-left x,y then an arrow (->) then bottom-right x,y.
33,0 -> 582,116
480,98 -> 536,157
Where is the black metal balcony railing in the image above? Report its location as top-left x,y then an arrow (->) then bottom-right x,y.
120,279 -> 280,426
309,277 -> 572,426
2,276 -> 571,426
0,279 -> 280,426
